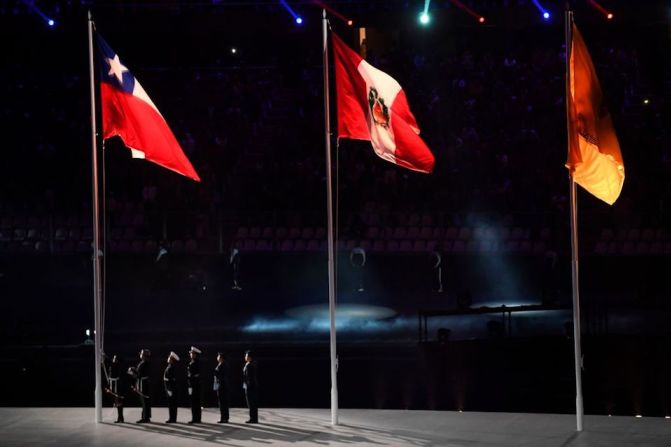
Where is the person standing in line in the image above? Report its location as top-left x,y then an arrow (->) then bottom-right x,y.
133,348 -> 152,423
164,351 -> 180,423
242,349 -> 259,423
187,346 -> 202,424
105,354 -> 125,423
213,352 -> 229,423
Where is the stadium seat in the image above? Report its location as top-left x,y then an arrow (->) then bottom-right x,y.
261,227 -> 274,239
249,227 -> 261,238
235,227 -> 249,239
256,239 -> 272,251
412,240 -> 426,252
393,227 -> 407,239
366,226 -> 380,239
457,227 -> 472,241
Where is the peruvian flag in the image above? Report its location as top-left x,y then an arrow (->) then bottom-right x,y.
96,34 -> 200,182
332,33 -> 435,173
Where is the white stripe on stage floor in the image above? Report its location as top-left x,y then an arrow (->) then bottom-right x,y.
1,407 -> 670,446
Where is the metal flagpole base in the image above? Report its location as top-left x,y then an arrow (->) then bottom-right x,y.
331,388 -> 338,425
576,395 -> 584,431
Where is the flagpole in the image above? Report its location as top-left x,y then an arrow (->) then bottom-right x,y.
322,8 -> 339,426
565,8 -> 584,432
88,10 -> 104,424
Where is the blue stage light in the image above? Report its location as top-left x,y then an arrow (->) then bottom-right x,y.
543,12 -> 550,20
48,19 -> 55,27
419,12 -> 430,25
295,16 -> 303,25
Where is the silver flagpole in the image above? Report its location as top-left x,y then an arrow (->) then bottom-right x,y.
322,8 -> 339,426
565,9 -> 584,432
88,10 -> 104,424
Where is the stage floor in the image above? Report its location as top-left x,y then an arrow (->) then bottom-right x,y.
1,407 -> 670,446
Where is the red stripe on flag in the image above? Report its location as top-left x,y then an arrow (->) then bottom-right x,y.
333,33 -> 370,141
390,90 -> 435,173
101,83 -> 200,182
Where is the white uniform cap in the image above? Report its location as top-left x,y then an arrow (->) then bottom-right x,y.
189,346 -> 202,354
169,351 -> 180,361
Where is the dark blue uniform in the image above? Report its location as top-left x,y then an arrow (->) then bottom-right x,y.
187,358 -> 201,423
214,362 -> 229,422
136,359 -> 151,422
243,360 -> 259,423
164,362 -> 178,422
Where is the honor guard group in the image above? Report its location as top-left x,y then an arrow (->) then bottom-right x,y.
103,347 -> 259,424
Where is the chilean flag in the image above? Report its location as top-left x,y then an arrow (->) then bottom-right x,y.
332,33 -> 435,174
96,34 -> 200,182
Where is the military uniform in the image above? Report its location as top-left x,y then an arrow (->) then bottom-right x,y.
107,357 -> 125,423
187,346 -> 202,423
243,351 -> 259,423
164,352 -> 179,423
135,350 -> 152,423
214,356 -> 229,423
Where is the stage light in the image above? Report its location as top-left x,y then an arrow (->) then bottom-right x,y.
432,251 -> 444,293
350,247 -> 366,292
636,414 -> 642,418
313,0 -> 351,26
531,0 -> 550,22
279,0 -> 303,26
665,415 -> 670,419
420,0 -> 432,26
155,246 -> 168,263
230,247 -> 242,291
231,47 -> 237,54
643,99 -> 650,105
588,0 -> 615,21
83,329 -> 94,345
450,0 -> 485,24
22,0 -> 56,28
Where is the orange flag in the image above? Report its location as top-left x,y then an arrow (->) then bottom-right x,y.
566,23 -> 624,205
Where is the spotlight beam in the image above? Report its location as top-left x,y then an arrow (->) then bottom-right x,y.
531,0 -> 550,19
311,0 -> 351,25
587,0 -> 614,19
418,0 -> 432,26
21,0 -> 55,27
423,0 -> 432,16
450,0 -> 485,23
278,0 -> 303,24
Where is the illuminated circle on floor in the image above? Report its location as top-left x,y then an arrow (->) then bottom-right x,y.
286,304 -> 397,320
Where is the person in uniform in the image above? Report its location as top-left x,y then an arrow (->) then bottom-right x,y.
164,351 -> 180,423
213,352 -> 229,423
105,354 -> 125,423
132,348 -> 152,423
187,346 -> 202,424
242,349 -> 259,423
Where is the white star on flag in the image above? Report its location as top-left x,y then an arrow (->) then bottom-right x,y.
106,54 -> 128,84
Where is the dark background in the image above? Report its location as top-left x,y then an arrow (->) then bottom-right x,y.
1,0 -> 671,416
